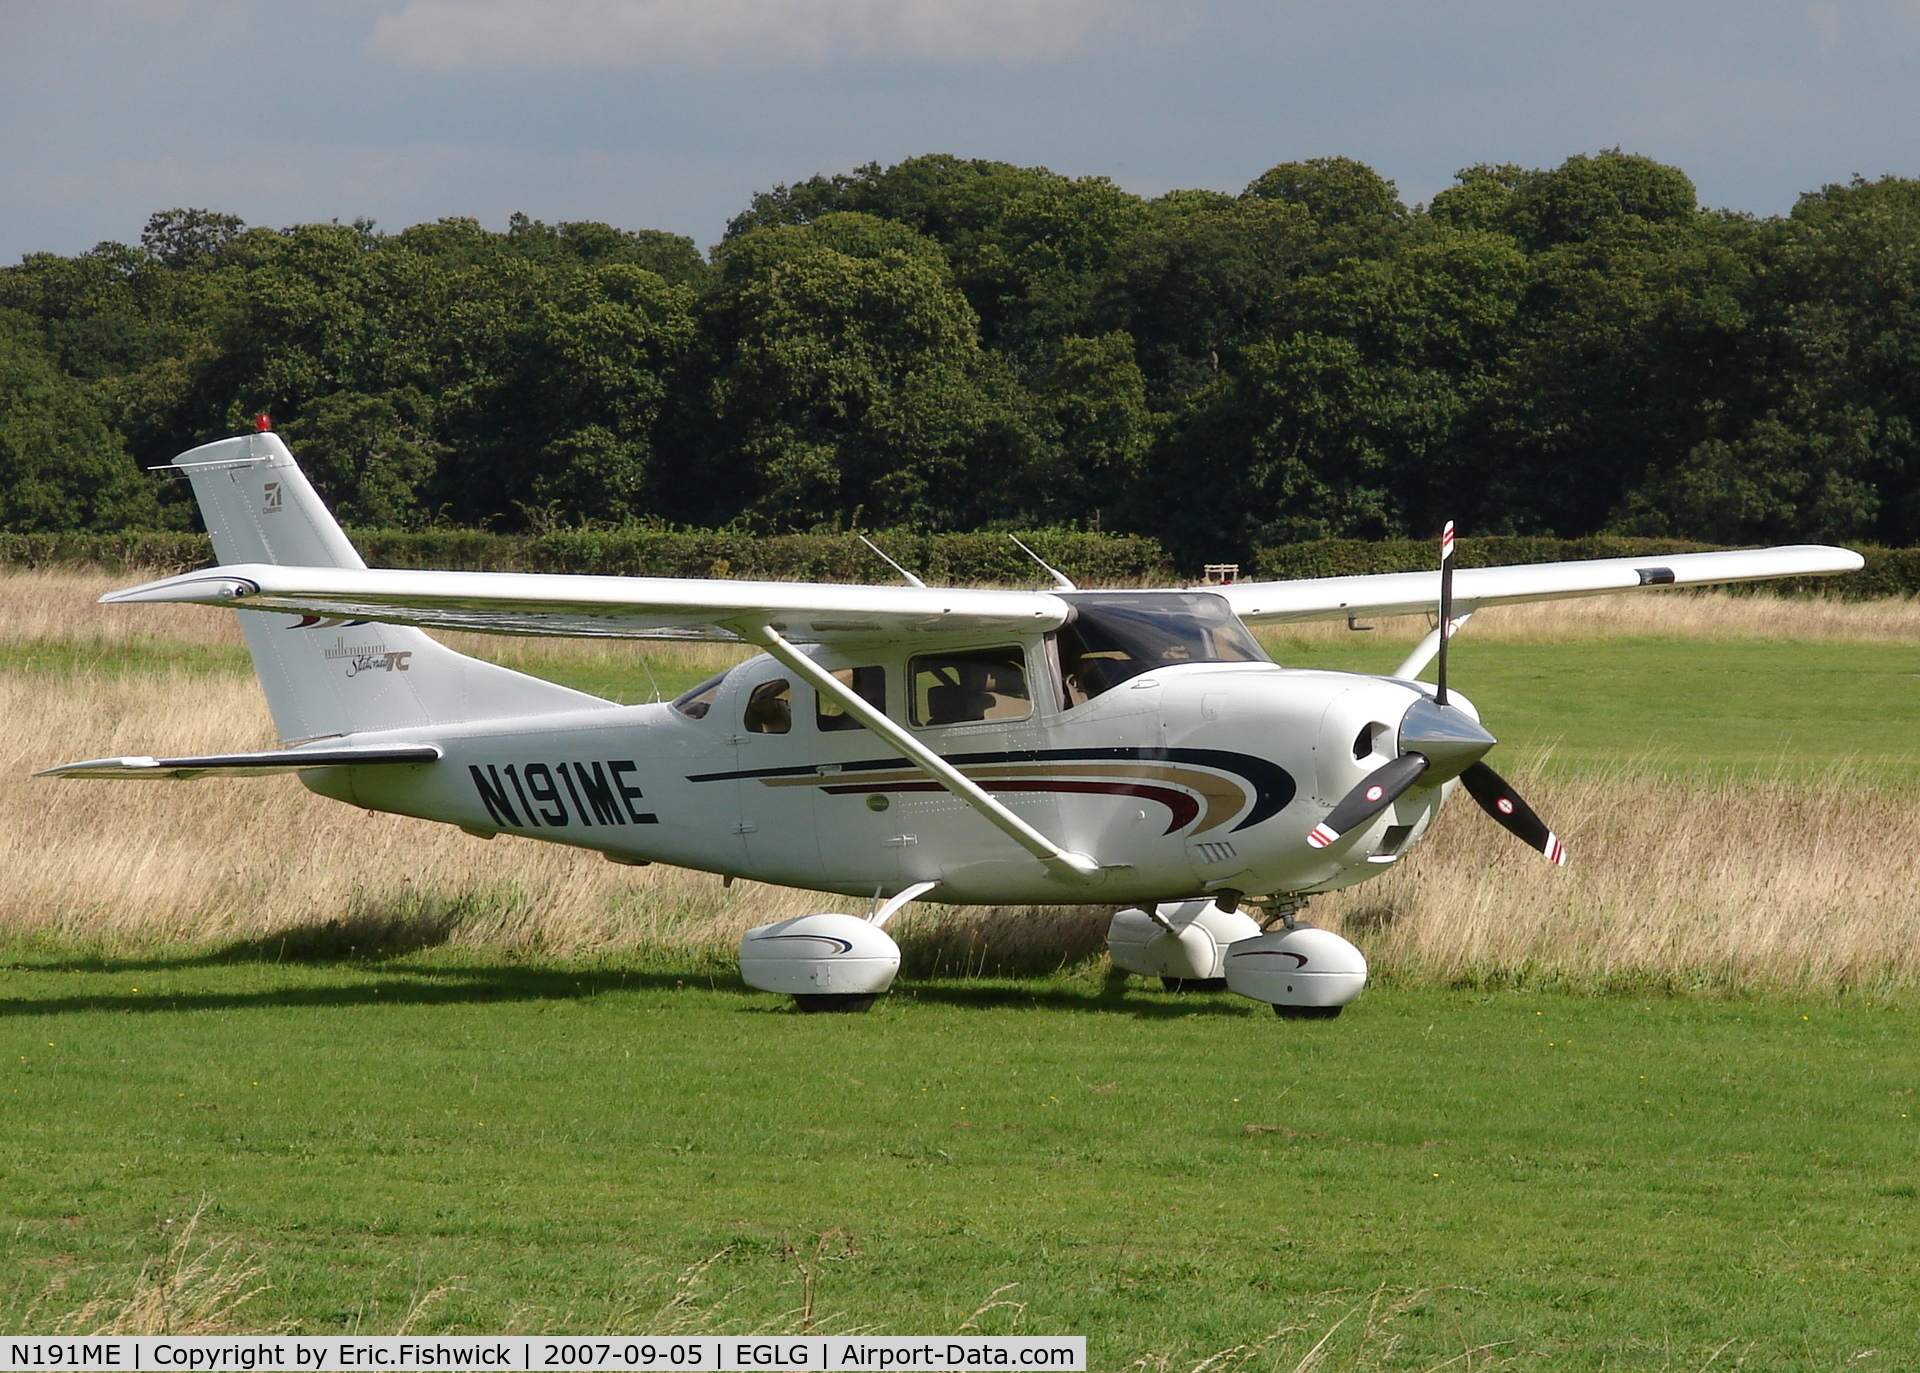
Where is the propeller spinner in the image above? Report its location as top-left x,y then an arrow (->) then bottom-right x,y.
1306,521 -> 1568,865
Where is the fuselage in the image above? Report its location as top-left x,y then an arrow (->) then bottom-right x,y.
302,620 -> 1462,905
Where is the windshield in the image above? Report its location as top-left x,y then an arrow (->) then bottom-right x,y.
1054,592 -> 1267,706
670,671 -> 729,719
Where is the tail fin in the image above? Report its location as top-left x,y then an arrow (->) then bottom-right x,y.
175,430 -> 612,742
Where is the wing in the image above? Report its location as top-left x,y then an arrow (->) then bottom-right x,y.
100,565 -> 1072,644
1218,545 -> 1864,623
37,744 -> 444,780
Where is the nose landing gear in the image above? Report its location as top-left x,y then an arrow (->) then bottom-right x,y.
1224,896 -> 1369,1018
1107,894 -> 1370,1016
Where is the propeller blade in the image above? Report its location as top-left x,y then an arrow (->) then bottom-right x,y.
1459,761 -> 1567,865
1436,519 -> 1455,707
1307,754 -> 1430,849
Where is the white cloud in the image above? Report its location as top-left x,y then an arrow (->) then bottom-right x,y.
365,0 -> 1149,69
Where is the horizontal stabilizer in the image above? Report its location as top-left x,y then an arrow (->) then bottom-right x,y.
37,743 -> 443,780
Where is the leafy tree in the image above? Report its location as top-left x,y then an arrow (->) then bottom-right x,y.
1243,156 -> 1405,226
1031,332 -> 1156,524
696,213 -> 1047,530
1132,226 -> 1527,560
277,389 -> 441,528
729,155 -> 1147,359
0,311 -> 167,530
1504,150 -> 1698,249
8,153 -> 1920,553
1088,198 -> 1320,408
1467,213 -> 1757,536
140,208 -> 247,268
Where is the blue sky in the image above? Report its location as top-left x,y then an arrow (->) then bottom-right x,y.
4,0 -> 1918,261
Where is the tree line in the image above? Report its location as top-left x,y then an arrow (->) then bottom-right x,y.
3,150 -> 1918,566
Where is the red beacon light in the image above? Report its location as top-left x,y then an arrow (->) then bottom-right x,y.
256,413 -> 272,432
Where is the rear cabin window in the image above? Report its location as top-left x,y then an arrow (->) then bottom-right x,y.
816,666 -> 887,731
671,671 -> 728,719
910,647 -> 1031,726
743,678 -> 792,734
1053,592 -> 1268,708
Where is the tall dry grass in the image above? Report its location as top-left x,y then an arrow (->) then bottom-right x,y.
1310,755 -> 1920,995
11,1204 -> 272,1336
5,568 -> 1917,993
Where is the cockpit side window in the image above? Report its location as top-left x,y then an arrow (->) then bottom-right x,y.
743,678 -> 792,734
671,671 -> 729,719
1054,592 -> 1268,707
816,666 -> 887,731
909,647 -> 1031,726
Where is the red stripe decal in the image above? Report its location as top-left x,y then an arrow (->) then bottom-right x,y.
821,779 -> 1202,835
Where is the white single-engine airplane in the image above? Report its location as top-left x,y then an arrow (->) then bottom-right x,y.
40,427 -> 1863,1015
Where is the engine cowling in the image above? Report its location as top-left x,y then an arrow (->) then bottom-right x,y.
1223,925 -> 1368,1017
739,912 -> 901,1011
1108,900 -> 1263,983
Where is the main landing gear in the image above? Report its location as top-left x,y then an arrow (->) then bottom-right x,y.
737,883 -> 936,1013
735,890 -> 1370,1018
738,912 -> 903,1013
1107,894 -> 1369,1017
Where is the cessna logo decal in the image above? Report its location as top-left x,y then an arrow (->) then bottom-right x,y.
322,636 -> 412,677
262,481 -> 283,512
470,760 -> 659,830
688,747 -> 1295,836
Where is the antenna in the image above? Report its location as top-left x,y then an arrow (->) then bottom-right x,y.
857,535 -> 927,589
1008,535 -> 1076,591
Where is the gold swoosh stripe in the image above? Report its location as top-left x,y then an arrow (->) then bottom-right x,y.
761,763 -> 1248,835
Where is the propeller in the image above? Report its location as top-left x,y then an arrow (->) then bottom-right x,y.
1436,518 -> 1455,706
1307,754 -> 1429,849
1306,520 -> 1568,864
1459,761 -> 1566,865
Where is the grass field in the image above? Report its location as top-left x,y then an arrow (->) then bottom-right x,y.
6,965 -> 1920,1368
4,569 -> 1920,1364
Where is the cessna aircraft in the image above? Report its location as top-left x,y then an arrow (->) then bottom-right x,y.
40,426 -> 1862,1015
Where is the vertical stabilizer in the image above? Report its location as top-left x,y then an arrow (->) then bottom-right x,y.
174,431 -> 612,742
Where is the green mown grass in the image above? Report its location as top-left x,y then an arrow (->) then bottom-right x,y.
1275,636 -> 1920,781
0,640 -> 253,677
3,963 -> 1917,1365
7,627 -> 1919,1361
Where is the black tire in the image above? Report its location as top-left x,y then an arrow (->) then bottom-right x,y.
793,993 -> 879,1014
1273,1003 -> 1343,1019
1161,976 -> 1229,993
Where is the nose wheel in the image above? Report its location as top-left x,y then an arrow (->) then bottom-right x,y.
1220,896 -> 1370,1016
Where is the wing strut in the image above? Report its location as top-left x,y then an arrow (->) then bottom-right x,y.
738,624 -> 1102,885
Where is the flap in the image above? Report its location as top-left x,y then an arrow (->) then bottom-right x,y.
101,565 -> 1073,644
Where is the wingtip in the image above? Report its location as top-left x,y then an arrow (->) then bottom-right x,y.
35,756 -> 160,778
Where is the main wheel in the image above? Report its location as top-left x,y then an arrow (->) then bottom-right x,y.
1273,1003 -> 1343,1019
1161,976 -> 1229,993
793,993 -> 880,1014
